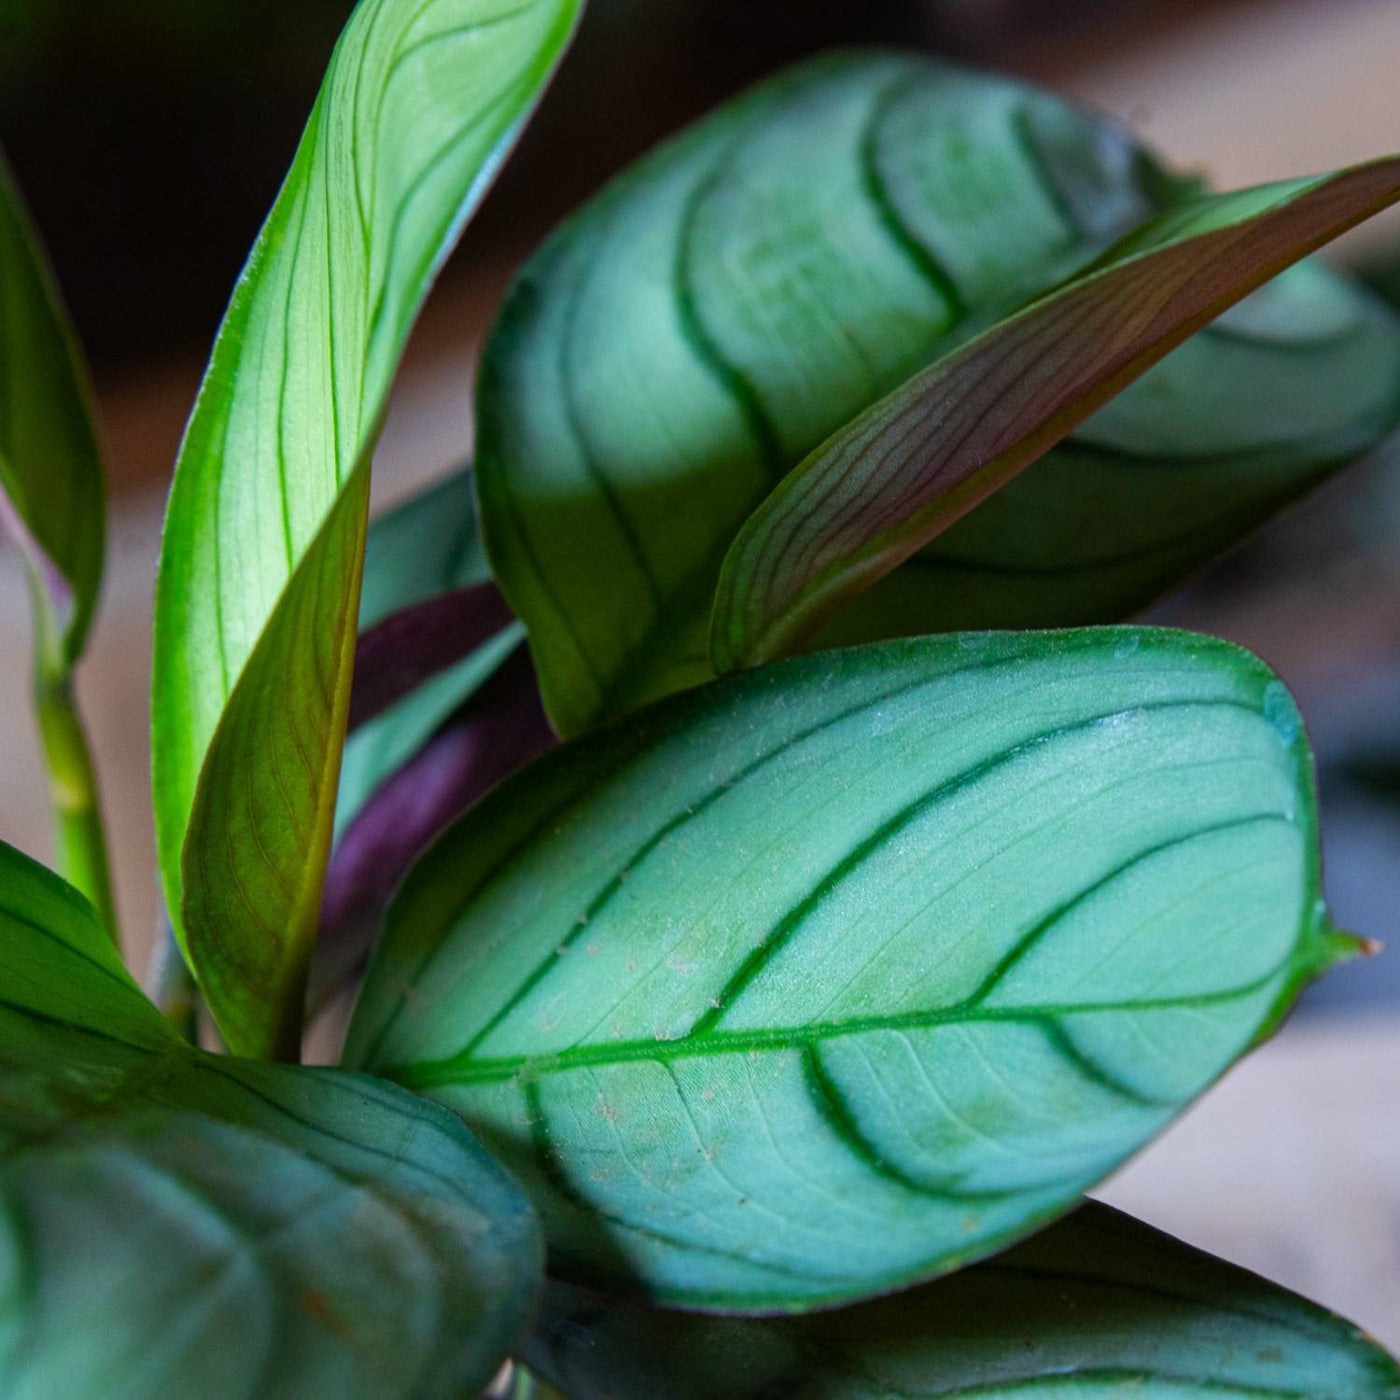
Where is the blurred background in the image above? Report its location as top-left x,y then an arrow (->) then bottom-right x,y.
3,0 -> 1399,1345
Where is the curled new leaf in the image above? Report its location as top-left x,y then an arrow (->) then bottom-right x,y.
712,157 -> 1400,670
151,0 -> 583,1058
530,1202 -> 1400,1398
347,628 -> 1348,1311
0,840 -> 541,1400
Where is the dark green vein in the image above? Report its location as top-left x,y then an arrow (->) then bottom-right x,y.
860,70 -> 967,323
693,698 -> 1262,1034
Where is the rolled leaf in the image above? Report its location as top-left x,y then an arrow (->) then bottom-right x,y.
0,840 -> 541,1399
346,628 -> 1348,1311
476,50 -> 1184,735
318,650 -> 553,999
150,0 -> 583,1058
359,465 -> 493,632
530,1202 -> 1400,1398
337,464 -> 524,849
0,151 -> 115,927
712,157 -> 1400,670
349,582 -> 516,730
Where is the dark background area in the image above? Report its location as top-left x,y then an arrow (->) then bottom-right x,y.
0,0 -> 1232,378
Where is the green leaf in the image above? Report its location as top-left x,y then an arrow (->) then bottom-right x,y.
335,465 -> 523,882
0,151 -> 116,929
712,158 -> 1400,671
346,627 -> 1346,1311
150,0 -> 583,1058
477,50 -> 1186,735
818,259 -> 1400,643
0,840 -> 542,1399
0,150 -> 104,669
529,1202 -> 1400,1398
359,465 -> 492,631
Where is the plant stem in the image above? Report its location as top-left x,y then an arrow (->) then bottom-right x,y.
32,666 -> 118,942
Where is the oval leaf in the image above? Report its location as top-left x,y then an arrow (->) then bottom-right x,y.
0,840 -> 541,1399
711,158 -> 1400,670
476,50 -> 1183,735
150,0 -> 583,1058
530,1202 -> 1400,1398
346,628 -> 1347,1311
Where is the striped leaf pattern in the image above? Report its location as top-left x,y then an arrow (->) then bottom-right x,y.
150,0 -> 582,1057
476,51 -> 1182,735
0,840 -> 541,1400
529,1203 -> 1400,1398
346,629 -> 1349,1310
713,159 -> 1400,669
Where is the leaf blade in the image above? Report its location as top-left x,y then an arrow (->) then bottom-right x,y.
711,158 -> 1400,670
476,51 -> 1182,735
0,149 -> 105,667
528,1202 -> 1400,1399
150,0 -> 582,1056
346,628 -> 1341,1310
0,839 -> 542,1400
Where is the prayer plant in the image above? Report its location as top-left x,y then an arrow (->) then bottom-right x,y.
3,3 -> 1400,1395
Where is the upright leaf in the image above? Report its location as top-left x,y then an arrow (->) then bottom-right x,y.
477,51 -> 1183,734
346,628 -> 1349,1311
0,840 -> 541,1399
150,0 -> 583,1057
530,1203 -> 1400,1398
0,151 -> 114,929
712,158 -> 1400,669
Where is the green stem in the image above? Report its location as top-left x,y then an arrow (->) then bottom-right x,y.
32,667 -> 118,943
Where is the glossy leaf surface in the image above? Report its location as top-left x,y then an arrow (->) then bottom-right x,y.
713,157 -> 1400,669
476,50 -> 1183,734
531,1203 -> 1400,1398
348,628 -> 1343,1310
0,840 -> 541,1399
150,0 -> 582,1057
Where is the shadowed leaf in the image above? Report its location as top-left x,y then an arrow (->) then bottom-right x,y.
477,51 -> 1183,735
0,840 -> 541,1399
530,1202 -> 1400,1398
712,157 -> 1400,670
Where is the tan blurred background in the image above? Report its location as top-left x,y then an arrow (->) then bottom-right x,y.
3,0 -> 1399,1346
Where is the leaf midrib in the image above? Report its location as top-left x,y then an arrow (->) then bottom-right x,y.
391,967 -> 1289,1089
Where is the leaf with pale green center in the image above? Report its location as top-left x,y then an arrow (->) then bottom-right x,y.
712,158 -> 1400,670
0,839 -> 541,1399
150,0 -> 582,1058
476,50 -> 1186,735
529,1202 -> 1400,1398
345,627 -> 1349,1311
